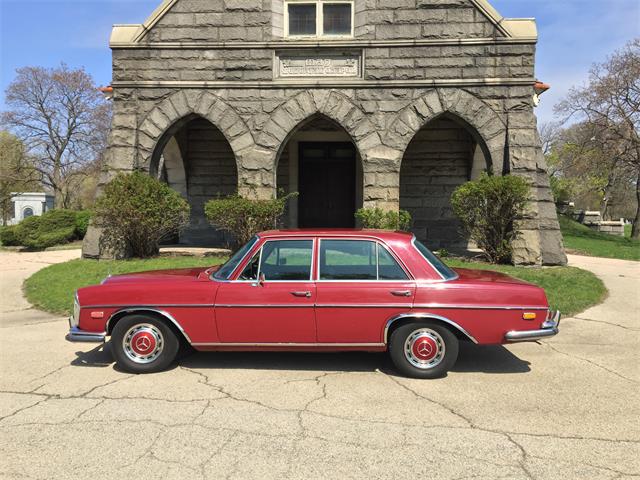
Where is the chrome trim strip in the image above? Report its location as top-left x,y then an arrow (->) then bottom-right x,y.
105,308 -> 193,343
191,342 -> 386,348
215,305 -> 312,308
412,304 -> 550,311
384,313 -> 478,344
65,327 -> 106,343
86,303 -> 548,311
83,304 -> 212,309
505,311 -> 561,343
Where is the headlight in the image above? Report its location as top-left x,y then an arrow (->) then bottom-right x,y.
71,292 -> 80,328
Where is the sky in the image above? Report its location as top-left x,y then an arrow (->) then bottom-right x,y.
1,0 -> 639,124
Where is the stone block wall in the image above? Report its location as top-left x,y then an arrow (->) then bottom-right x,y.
400,116 -> 475,248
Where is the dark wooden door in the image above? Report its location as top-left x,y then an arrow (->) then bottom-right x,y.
298,142 -> 356,228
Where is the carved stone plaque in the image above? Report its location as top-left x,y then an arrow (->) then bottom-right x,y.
277,52 -> 361,78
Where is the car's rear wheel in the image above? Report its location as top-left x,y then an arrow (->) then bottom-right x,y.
111,314 -> 179,373
389,321 -> 459,379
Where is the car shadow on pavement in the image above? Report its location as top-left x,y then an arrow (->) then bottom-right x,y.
453,343 -> 531,374
70,343 -> 114,368
70,342 -> 530,375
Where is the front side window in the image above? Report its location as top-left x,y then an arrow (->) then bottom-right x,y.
286,1 -> 353,37
241,240 -> 314,281
320,240 -> 409,281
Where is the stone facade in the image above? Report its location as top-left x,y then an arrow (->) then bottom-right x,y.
85,0 -> 567,266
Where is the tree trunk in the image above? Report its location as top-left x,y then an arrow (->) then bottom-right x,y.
632,166 -> 640,239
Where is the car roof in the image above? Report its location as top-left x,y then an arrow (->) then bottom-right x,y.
258,229 -> 414,242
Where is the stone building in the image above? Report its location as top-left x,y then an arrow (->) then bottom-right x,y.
84,0 -> 567,265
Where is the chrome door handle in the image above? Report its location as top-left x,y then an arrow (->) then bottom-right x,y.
291,291 -> 312,298
391,290 -> 412,297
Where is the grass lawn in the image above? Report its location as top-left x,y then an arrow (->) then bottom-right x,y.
559,215 -> 639,261
25,253 -> 605,319
24,255 -> 226,316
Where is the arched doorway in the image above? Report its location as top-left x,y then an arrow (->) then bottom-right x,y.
400,113 -> 490,249
276,115 -> 363,228
151,115 -> 238,246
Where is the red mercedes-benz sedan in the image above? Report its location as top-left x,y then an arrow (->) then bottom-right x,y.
66,230 -> 560,378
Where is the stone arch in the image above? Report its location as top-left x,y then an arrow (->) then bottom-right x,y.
388,89 -> 506,175
257,90 -> 382,173
137,90 -> 254,173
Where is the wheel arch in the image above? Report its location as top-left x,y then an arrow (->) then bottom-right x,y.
384,313 -> 478,345
106,308 -> 192,344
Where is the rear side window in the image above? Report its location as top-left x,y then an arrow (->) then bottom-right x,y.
413,239 -> 457,280
319,240 -> 408,281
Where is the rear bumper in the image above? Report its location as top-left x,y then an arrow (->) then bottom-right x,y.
66,322 -> 106,343
505,310 -> 561,343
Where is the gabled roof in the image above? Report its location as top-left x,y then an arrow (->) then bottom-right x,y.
110,0 -> 537,46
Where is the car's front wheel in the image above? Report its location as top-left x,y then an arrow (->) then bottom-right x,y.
111,314 -> 179,373
389,321 -> 459,379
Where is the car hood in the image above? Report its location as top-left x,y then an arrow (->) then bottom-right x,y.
103,266 -> 219,284
453,268 -> 535,286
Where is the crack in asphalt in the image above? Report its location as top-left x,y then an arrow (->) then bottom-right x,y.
573,316 -> 640,332
544,343 -> 639,385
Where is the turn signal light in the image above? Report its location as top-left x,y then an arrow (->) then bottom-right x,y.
90,311 -> 105,319
522,312 -> 537,320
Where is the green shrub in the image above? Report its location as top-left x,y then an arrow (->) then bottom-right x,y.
355,208 -> 412,231
451,173 -> 530,264
74,210 -> 92,238
0,225 -> 20,246
22,226 -> 76,249
14,209 -> 79,249
205,193 -> 297,247
94,171 -> 191,258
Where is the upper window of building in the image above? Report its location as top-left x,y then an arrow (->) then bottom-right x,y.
285,1 -> 354,38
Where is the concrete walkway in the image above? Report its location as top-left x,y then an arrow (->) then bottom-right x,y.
0,249 -> 81,327
0,251 -> 638,479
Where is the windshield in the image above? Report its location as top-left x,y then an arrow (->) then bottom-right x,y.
213,236 -> 259,280
413,238 -> 458,281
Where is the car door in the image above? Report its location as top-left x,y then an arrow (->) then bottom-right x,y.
315,238 -> 416,344
215,238 -> 317,344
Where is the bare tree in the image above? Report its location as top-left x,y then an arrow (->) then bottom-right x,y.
1,64 -> 111,208
0,131 -> 41,224
555,39 -> 640,237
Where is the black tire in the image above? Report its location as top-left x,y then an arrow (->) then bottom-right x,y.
111,314 -> 180,373
389,321 -> 459,379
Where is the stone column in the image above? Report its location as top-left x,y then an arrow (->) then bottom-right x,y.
82,89 -> 139,259
507,110 -> 567,266
361,145 -> 403,212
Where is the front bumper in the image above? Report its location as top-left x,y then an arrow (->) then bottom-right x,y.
504,310 -> 561,343
66,321 -> 106,344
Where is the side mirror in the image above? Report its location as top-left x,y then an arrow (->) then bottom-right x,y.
258,272 -> 266,286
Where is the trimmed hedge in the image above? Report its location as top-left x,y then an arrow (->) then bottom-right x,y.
355,208 -> 412,231
0,225 -> 20,246
6,209 -> 92,250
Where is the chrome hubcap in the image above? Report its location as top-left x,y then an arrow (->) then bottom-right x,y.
404,328 -> 445,370
123,324 -> 163,364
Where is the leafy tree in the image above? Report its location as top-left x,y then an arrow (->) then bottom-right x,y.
205,193 -> 297,248
1,64 -> 111,208
94,172 -> 190,258
555,39 -> 640,238
0,131 -> 40,224
451,174 -> 530,264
